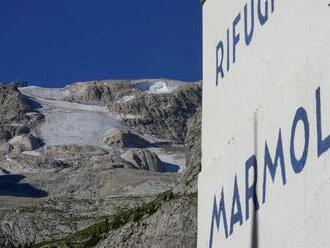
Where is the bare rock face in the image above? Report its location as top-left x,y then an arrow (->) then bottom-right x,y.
96,108 -> 201,248
66,84 -> 102,104
174,108 -> 201,195
63,81 -> 135,105
121,149 -> 163,172
109,83 -> 202,143
0,143 -> 13,153
0,84 -> 44,143
8,134 -> 43,152
0,125 -> 30,143
0,85 -> 30,124
102,129 -> 150,148
38,144 -> 131,170
43,144 -> 109,159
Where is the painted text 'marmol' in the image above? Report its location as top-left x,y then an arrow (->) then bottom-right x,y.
208,86 -> 330,248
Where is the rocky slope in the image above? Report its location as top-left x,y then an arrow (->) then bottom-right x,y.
95,108 -> 201,248
32,107 -> 201,248
0,79 -> 201,248
0,84 -> 43,144
110,83 -> 201,143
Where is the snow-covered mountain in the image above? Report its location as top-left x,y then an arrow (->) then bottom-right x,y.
18,79 -> 198,172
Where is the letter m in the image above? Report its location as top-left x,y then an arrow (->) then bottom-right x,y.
209,188 -> 228,248
262,129 -> 287,203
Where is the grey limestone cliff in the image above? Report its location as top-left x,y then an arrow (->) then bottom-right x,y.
95,107 -> 201,248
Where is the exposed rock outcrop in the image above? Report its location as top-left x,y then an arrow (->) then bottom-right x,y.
43,144 -> 109,159
102,129 -> 151,148
63,81 -> 135,105
0,166 -> 178,247
8,134 -> 43,153
109,83 -> 202,143
0,85 -> 30,125
0,143 -> 13,153
41,144 -> 132,170
174,107 -> 202,195
121,149 -> 163,172
3,144 -> 131,172
104,108 -> 201,248
0,125 -> 30,144
0,84 -> 44,144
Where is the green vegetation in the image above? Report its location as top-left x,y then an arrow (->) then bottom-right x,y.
32,191 -> 176,248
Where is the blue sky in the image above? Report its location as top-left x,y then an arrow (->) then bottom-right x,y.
0,0 -> 202,87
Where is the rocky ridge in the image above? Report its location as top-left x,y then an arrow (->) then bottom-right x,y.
110,84 -> 201,143
20,79 -> 202,143
0,79 -> 201,248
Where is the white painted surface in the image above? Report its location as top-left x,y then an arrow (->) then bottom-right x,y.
199,0 -> 330,247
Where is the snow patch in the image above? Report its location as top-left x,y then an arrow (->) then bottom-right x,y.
32,97 -> 111,113
116,95 -> 135,103
22,151 -> 41,156
19,86 -> 72,100
121,114 -> 142,120
148,146 -> 185,173
148,81 -> 170,93
133,80 -> 188,94
27,97 -> 123,148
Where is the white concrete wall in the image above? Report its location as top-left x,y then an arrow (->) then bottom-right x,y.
199,0 -> 330,247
